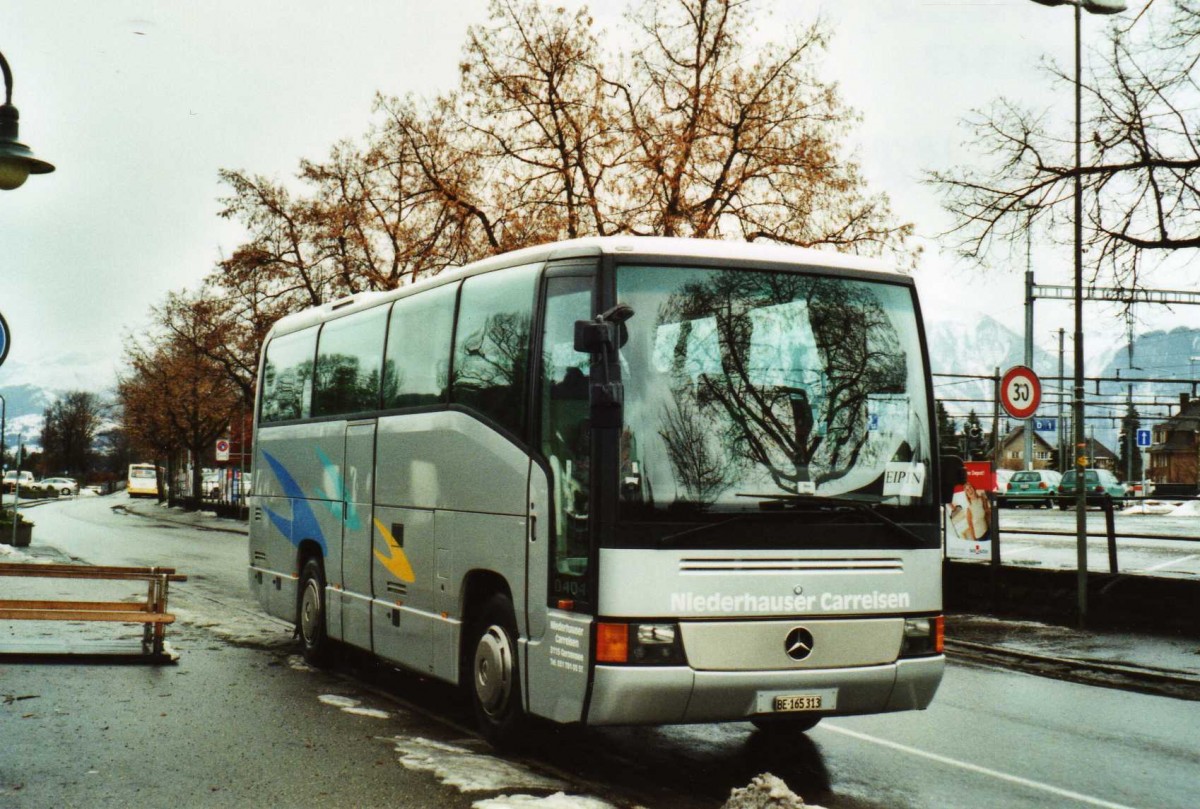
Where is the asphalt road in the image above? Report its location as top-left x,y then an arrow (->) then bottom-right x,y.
3,495 -> 1198,808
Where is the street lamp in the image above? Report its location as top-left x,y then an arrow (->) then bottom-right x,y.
1031,0 -> 1125,626
0,49 -> 55,190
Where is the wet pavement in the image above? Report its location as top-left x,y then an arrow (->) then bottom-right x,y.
109,498 -> 1200,703
5,496 -> 1200,808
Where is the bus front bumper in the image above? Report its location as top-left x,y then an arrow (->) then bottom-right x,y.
585,655 -> 944,726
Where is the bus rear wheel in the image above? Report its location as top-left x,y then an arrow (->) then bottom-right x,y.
298,557 -> 334,668
468,595 -> 527,747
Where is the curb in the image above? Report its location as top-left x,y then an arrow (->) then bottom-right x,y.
112,504 -> 249,536
945,639 -> 1200,702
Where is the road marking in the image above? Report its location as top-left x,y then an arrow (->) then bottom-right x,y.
1142,554 -> 1198,573
821,724 -> 1141,809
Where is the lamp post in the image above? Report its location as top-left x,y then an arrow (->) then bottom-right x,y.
1030,0 -> 1125,626
0,49 -> 55,190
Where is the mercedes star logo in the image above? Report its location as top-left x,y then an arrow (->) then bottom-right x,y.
784,626 -> 815,661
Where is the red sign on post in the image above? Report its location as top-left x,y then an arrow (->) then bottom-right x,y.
1000,365 -> 1041,420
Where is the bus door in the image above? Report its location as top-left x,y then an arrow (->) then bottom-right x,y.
339,421 -> 376,651
524,266 -> 595,723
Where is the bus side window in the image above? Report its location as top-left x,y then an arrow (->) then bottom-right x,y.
261,327 -> 318,423
312,307 -> 388,417
383,283 -> 457,409
540,275 -> 593,605
451,263 -> 540,436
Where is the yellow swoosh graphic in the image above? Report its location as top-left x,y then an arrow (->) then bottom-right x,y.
373,518 -> 415,583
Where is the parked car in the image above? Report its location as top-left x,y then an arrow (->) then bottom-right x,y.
2,470 -> 35,493
1004,469 -> 1062,508
1058,469 -> 1125,509
38,477 -> 79,497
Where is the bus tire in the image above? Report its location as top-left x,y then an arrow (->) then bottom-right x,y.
298,557 -> 334,668
750,715 -> 821,734
468,595 -> 526,748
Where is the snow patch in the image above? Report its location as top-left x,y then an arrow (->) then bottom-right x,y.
1120,501 -> 1183,515
168,605 -> 294,649
1169,500 -> 1200,516
317,694 -> 390,719
0,544 -> 49,563
474,794 -> 618,809
722,773 -> 822,809
287,655 -> 315,672
390,736 -> 568,793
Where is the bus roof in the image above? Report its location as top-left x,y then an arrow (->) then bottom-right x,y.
266,237 -> 905,339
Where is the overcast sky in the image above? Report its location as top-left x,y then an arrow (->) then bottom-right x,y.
1,0 -> 1176,397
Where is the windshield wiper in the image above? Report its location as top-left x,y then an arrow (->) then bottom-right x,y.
734,492 -> 928,546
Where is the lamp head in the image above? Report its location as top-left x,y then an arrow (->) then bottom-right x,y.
0,104 -> 55,190
0,50 -> 55,190
1030,0 -> 1127,11
1082,0 -> 1127,13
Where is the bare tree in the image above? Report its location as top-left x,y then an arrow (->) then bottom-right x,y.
929,1 -> 1200,288
39,391 -> 106,478
219,0 -> 915,311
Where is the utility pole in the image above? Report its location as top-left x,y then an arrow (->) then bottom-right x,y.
1126,384 -> 1134,484
992,367 -> 1002,474
1024,270 -> 1035,470
1058,329 -> 1066,473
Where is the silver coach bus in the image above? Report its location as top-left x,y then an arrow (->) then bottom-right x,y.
248,237 -> 950,745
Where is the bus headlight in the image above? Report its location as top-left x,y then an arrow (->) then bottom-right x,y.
900,615 -> 944,657
595,621 -> 687,665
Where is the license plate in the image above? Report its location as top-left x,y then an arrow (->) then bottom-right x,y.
773,694 -> 822,712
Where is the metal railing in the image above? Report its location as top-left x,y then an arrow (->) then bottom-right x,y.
984,493 -> 1199,574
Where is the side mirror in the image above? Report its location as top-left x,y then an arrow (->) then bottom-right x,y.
939,455 -> 965,504
574,319 -> 617,353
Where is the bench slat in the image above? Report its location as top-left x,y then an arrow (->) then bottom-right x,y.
0,600 -> 153,613
0,564 -> 186,583
0,608 -> 174,623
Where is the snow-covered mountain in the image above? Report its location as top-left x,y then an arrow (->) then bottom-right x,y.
0,383 -> 52,451
925,308 -> 1200,454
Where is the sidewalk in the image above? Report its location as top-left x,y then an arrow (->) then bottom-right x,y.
115,499 -> 249,536
100,500 -> 1200,702
946,614 -> 1200,701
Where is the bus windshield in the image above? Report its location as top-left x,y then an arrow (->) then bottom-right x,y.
617,264 -> 932,518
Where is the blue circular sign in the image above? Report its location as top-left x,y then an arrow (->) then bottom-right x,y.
0,310 -> 10,369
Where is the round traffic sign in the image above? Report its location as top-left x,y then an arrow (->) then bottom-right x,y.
216,439 -> 230,453
1000,365 -> 1041,420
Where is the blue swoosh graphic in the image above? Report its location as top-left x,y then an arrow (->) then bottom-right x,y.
261,449 -> 328,555
314,448 -> 361,531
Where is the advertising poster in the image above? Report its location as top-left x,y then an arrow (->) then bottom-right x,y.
946,461 -> 994,558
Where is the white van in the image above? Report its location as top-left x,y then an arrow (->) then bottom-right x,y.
2,470 -> 36,493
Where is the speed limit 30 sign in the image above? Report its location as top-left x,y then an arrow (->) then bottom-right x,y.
1000,365 -> 1042,420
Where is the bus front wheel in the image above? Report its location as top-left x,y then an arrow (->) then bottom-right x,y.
751,715 -> 822,734
468,595 -> 527,747
298,557 -> 334,667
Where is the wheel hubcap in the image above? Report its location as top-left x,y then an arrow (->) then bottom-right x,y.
301,579 -> 320,644
474,625 -> 513,717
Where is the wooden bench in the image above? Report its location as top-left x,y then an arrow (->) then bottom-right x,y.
0,562 -> 188,661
